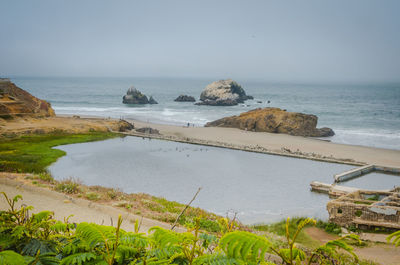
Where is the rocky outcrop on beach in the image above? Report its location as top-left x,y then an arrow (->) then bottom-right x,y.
205,107 -> 335,137
174,95 -> 196,102
0,78 -> 55,118
122,86 -> 158,104
135,127 -> 160,134
117,120 -> 135,132
195,79 -> 253,106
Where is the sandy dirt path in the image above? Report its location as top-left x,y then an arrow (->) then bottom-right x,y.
0,177 -> 178,233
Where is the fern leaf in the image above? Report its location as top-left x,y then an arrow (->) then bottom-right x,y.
147,245 -> 183,261
316,234 -> 359,262
22,238 -> 57,256
220,231 -> 271,262
63,239 -> 90,255
278,248 -> 305,262
0,250 -> 28,265
60,252 -> 97,265
0,233 -> 17,249
193,253 -> 244,265
76,223 -> 116,248
387,230 -> 400,246
120,231 -> 150,248
149,227 -> 193,248
32,211 -> 54,224
114,245 -> 139,264
28,252 -> 60,265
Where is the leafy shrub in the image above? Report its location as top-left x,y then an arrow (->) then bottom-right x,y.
107,189 -> 119,199
316,220 -> 342,235
38,172 -> 54,182
55,178 -> 81,194
85,192 -> 101,201
0,192 -> 383,265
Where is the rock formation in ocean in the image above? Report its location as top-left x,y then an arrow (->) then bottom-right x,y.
148,96 -> 158,104
122,86 -> 158,104
195,79 -> 253,106
0,78 -> 55,118
205,107 -> 335,137
174,95 -> 196,102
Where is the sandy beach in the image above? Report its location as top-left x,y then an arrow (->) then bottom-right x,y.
1,115 -> 399,168
131,119 -> 400,168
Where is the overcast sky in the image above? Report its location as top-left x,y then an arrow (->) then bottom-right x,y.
1,0 -> 399,82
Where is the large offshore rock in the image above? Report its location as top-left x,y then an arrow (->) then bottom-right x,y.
174,95 -> 196,102
0,78 -> 55,118
196,79 -> 253,106
122,87 -> 149,104
205,107 -> 335,137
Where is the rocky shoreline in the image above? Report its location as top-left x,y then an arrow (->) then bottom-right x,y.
205,107 -> 335,137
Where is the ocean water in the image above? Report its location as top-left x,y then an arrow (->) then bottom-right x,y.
49,136 -> 356,224
12,76 -> 400,150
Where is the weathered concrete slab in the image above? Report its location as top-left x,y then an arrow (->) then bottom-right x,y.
334,164 -> 374,182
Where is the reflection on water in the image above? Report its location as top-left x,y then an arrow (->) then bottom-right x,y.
49,136 -> 357,224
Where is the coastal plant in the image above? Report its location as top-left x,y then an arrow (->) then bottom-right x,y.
85,191 -> 101,201
315,220 -> 342,235
0,193 -> 372,265
55,177 -> 81,194
38,172 -> 55,183
387,230 -> 400,246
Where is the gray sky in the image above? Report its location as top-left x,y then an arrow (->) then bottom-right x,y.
1,0 -> 399,82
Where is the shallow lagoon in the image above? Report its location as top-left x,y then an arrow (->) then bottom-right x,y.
48,136 -> 373,224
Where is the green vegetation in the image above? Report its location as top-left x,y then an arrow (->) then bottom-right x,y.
55,178 -> 81,194
366,194 -> 380,201
0,193 -> 382,265
253,217 -> 321,249
0,132 -> 117,173
85,192 -> 101,201
315,220 -> 342,235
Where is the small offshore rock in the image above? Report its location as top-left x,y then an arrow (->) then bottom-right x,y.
148,96 -> 158,104
174,95 -> 196,102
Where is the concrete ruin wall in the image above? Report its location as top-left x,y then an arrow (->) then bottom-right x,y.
327,190 -> 400,229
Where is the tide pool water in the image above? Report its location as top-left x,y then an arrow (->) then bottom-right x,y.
49,136 -> 358,224
11,77 -> 400,150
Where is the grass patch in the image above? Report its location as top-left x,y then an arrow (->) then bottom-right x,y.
0,132 -> 117,173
